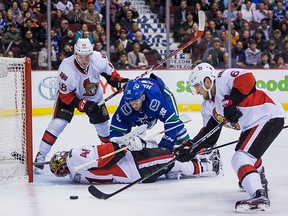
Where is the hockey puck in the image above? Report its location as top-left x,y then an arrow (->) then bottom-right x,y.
70,195 -> 78,200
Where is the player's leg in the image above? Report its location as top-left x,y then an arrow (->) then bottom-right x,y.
232,117 -> 284,212
34,98 -> 74,173
90,103 -> 110,143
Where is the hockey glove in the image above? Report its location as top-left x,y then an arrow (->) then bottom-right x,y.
117,78 -> 129,90
173,140 -> 196,162
78,99 -> 99,116
222,95 -> 243,123
127,136 -> 144,151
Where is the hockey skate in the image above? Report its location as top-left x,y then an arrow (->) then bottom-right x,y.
235,189 -> 271,213
34,152 -> 45,174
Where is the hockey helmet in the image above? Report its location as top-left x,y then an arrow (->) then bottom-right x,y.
49,151 -> 70,177
188,63 -> 216,94
74,38 -> 94,56
123,80 -> 145,101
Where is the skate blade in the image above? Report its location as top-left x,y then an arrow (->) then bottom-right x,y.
235,203 -> 271,213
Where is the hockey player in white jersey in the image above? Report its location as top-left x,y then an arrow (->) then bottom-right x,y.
49,130 -> 222,184
174,63 -> 286,213
34,38 -> 129,173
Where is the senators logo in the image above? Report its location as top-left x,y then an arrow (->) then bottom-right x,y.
212,108 -> 240,130
83,78 -> 99,96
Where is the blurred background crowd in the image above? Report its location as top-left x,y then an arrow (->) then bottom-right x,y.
0,0 -> 288,70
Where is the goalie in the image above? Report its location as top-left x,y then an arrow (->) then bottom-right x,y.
49,128 -> 223,184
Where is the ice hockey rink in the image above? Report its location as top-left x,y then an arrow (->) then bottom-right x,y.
0,112 -> 287,216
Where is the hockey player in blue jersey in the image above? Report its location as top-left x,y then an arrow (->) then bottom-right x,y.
110,73 -> 190,151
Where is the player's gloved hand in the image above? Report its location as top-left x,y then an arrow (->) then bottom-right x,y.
173,140 -> 196,162
222,95 -> 243,123
78,99 -> 99,115
117,78 -> 129,90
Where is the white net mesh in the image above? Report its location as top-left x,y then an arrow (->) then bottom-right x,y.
0,58 -> 29,182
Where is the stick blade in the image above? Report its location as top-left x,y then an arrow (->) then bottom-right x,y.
197,10 -> 205,32
88,185 -> 110,200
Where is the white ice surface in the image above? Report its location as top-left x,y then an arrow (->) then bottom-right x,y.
0,112 -> 287,216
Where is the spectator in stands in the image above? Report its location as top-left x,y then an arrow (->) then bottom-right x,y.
225,21 -> 239,46
173,0 -> 190,42
56,19 -> 70,40
223,2 -> 237,22
253,28 -> 267,52
127,21 -> 146,43
62,43 -> 73,57
0,0 -> 6,13
218,52 -> 237,68
242,21 -> 254,40
8,1 -> 21,21
21,30 -> 40,69
234,11 -> 247,34
239,30 -> 250,50
208,19 -> 219,39
19,17 -> 42,39
94,41 -> 106,55
83,2 -> 101,25
258,19 -> 271,40
195,30 -> 213,61
271,29 -> 284,51
206,1 -> 219,21
109,4 -> 121,27
0,11 -> 6,31
256,51 -> 274,69
178,11 -> 194,41
241,0 -> 255,23
50,29 -> 60,54
26,0 -> 41,15
6,50 -> 14,57
56,0 -> 73,16
116,28 -> 133,53
51,9 -> 66,29
114,53 -> 134,69
76,23 -> 89,41
60,29 -> 76,51
120,9 -> 134,32
110,41 -> 126,64
198,0 -> 209,12
99,33 -> 107,51
254,2 -> 268,24
2,23 -> 22,56
20,1 -> 36,20
214,10 -> 226,31
280,40 -> 288,64
279,21 -> 288,36
265,39 -> 279,66
66,2 -> 84,23
203,37 -> 225,68
191,2 -> 202,24
231,40 -> 246,68
110,22 -> 122,44
262,0 -> 273,11
38,39 -> 57,70
91,23 -> 104,43
245,39 -> 261,68
275,53 -> 288,69
272,0 -> 286,26
83,29 -> 94,44
5,10 -> 19,30
127,42 -> 148,69
120,1 -> 139,19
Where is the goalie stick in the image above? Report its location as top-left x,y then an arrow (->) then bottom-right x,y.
88,122 -> 224,200
73,114 -> 192,172
97,10 -> 205,106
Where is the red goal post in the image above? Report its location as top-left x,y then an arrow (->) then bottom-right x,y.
0,57 -> 33,183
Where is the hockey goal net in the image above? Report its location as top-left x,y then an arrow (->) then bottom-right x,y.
0,57 -> 33,183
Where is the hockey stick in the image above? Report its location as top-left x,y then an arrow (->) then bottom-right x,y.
97,11 -> 205,106
200,124 -> 288,154
74,114 -> 192,172
88,122 -> 224,200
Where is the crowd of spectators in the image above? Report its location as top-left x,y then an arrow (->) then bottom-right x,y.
0,0 -> 287,70
172,0 -> 288,69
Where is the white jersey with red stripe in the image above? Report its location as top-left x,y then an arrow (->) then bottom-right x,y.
213,69 -> 285,131
66,144 -> 141,184
57,51 -> 114,103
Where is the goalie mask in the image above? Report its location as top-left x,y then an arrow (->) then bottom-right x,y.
74,38 -> 94,71
50,151 -> 70,177
188,63 -> 216,99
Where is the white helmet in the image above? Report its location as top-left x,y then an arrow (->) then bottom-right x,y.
74,38 -> 93,56
188,63 -> 216,96
74,38 -> 93,70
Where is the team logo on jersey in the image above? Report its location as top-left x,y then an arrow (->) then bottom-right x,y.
212,108 -> 240,130
83,78 -> 99,96
149,99 -> 160,111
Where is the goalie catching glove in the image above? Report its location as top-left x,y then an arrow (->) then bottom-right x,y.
78,99 -> 99,116
174,140 -> 198,162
